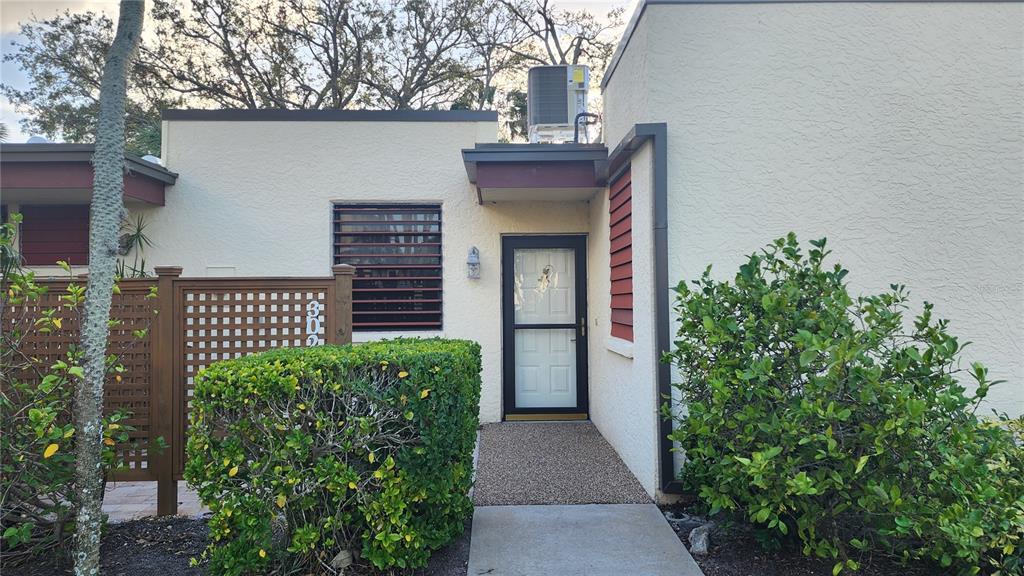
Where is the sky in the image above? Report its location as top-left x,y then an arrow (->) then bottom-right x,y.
0,0 -> 637,143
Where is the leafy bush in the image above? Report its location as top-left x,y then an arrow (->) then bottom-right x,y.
665,234 -> 1024,575
1,214 -> 144,564
184,338 -> 482,575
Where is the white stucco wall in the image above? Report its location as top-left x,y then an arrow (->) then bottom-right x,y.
604,2 -> 1024,415
143,118 -> 590,423
587,142 -> 662,498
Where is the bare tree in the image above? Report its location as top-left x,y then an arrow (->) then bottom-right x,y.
460,0 -> 532,110
74,1 -> 145,574
2,0 -> 626,148
361,0 -> 478,109
497,0 -> 624,69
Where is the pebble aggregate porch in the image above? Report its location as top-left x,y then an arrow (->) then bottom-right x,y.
472,421 -> 650,506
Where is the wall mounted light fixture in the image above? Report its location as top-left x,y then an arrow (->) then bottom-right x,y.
467,246 -> 481,279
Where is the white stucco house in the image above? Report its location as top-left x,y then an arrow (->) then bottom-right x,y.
2,0 -> 1020,500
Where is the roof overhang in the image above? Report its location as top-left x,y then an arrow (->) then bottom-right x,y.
0,143 -> 178,206
462,143 -> 609,204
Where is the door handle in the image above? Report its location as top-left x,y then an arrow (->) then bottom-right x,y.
579,316 -> 586,338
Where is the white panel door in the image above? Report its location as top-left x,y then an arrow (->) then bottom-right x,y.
513,248 -> 578,408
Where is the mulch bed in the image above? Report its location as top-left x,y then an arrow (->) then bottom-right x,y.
14,516 -> 471,576
661,499 -> 936,576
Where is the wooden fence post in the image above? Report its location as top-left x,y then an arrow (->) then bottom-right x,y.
152,266 -> 181,516
331,264 -> 355,345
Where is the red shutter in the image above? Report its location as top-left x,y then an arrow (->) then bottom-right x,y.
609,169 -> 633,341
332,204 -> 443,331
19,205 -> 90,266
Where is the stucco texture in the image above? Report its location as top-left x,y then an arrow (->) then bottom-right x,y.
588,143 -> 662,498
604,2 -> 1024,416
144,119 -> 590,423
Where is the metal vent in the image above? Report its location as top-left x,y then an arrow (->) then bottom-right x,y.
528,67 -> 569,126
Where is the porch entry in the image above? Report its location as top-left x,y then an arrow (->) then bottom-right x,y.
502,235 -> 589,419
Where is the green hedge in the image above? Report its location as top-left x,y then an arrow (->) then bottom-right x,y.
665,235 -> 1024,575
184,338 -> 481,575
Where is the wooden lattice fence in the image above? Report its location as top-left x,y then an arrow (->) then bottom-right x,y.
4,265 -> 354,515
3,278 -> 158,479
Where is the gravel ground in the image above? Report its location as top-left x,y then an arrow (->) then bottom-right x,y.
472,421 -> 650,506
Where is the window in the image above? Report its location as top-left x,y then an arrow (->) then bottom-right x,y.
609,168 -> 633,341
333,204 -> 442,331
19,205 -> 90,266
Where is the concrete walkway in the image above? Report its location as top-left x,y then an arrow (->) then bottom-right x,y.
102,481 -> 207,522
469,422 -> 703,576
468,504 -> 703,576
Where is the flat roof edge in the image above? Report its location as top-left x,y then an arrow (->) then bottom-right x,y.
161,109 -> 499,122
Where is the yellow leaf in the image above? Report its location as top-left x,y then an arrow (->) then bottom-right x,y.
53,318 -> 62,329
223,457 -> 231,466
103,438 -> 115,446
259,549 -> 266,558
297,403 -> 306,411
420,389 -> 430,399
348,481 -> 357,490
398,371 -> 409,379
405,534 -> 412,542
43,443 -> 59,459
108,423 -> 120,430
275,495 -> 287,509
115,374 -> 122,383
368,452 -> 376,463
228,466 -> 239,477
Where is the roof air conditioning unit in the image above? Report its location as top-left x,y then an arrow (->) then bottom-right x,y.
527,65 -> 589,144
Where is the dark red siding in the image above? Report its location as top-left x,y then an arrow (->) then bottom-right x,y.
2,162 -> 166,205
19,205 -> 90,266
609,169 -> 633,341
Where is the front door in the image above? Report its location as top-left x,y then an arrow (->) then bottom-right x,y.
502,235 -> 588,418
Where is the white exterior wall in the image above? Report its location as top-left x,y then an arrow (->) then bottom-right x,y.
143,119 -> 590,423
604,2 -> 1024,415
587,142 -> 662,498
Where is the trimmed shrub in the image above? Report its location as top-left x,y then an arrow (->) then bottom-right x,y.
665,234 -> 1024,575
184,338 -> 481,575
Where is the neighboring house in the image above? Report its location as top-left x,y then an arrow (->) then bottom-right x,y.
1,0 -> 1020,500
0,144 -> 177,277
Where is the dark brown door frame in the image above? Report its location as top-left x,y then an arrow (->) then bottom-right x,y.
501,234 -> 589,417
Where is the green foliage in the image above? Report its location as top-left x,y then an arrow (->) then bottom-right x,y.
665,234 -> 1024,575
0,215 -> 144,565
184,339 -> 482,575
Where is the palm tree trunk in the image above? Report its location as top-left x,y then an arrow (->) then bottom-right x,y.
73,2 -> 145,575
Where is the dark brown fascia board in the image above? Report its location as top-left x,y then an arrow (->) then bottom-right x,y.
601,0 -> 1017,90
462,144 -> 609,185
162,109 -> 498,122
0,143 -> 178,184
607,122 -> 683,495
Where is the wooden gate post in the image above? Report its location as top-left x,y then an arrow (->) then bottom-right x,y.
331,264 -> 355,345
152,266 -> 182,516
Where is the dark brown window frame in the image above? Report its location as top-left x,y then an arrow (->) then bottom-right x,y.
332,203 -> 442,331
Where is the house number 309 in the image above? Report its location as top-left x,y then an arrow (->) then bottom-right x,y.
306,300 -> 323,346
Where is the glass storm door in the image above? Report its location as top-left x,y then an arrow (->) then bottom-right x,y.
502,236 -> 589,416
